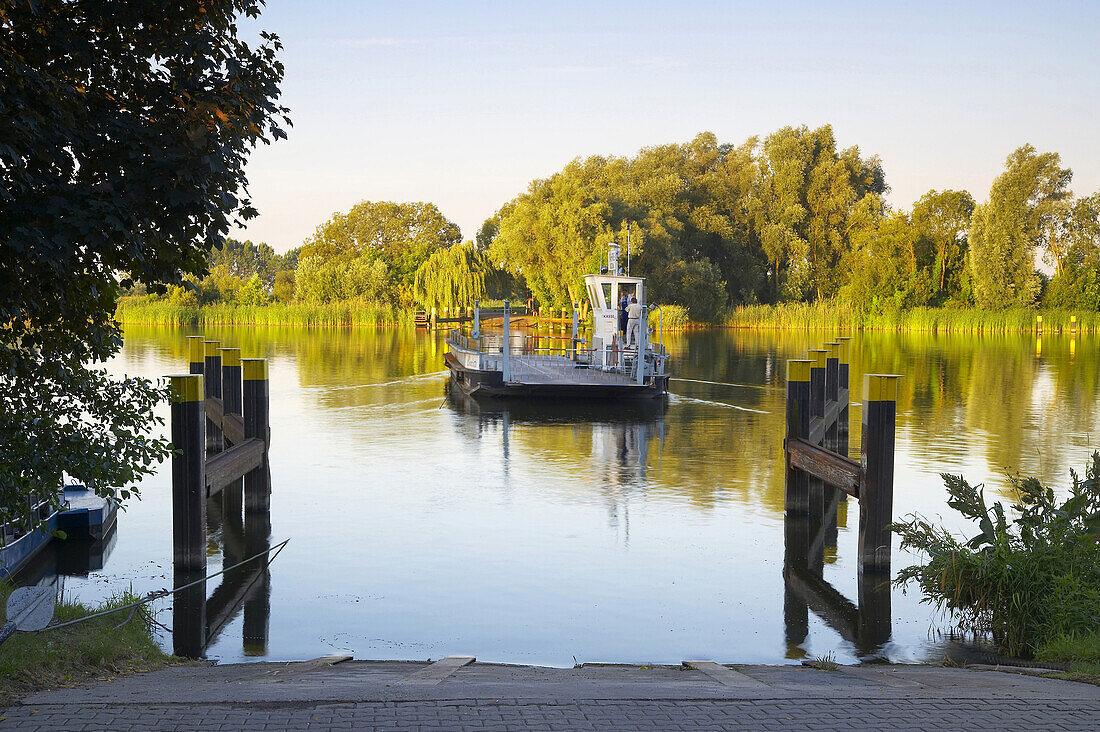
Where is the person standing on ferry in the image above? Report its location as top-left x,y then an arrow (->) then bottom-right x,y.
619,292 -> 630,337
626,296 -> 642,346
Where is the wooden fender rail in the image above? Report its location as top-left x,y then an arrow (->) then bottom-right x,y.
786,437 -> 861,497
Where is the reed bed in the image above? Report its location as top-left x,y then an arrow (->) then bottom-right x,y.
723,302 -> 1100,333
116,297 -> 415,327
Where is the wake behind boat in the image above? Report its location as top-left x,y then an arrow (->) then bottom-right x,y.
445,244 -> 670,399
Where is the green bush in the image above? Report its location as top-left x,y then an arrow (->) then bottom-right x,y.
891,453 -> 1100,657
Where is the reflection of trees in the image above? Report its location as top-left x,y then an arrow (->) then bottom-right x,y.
122,325 -> 1100,508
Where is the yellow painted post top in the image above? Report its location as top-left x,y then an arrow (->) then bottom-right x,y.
807,349 -> 828,369
1037,315 -> 1043,322
864,374 -> 902,402
1071,315 -> 1077,324
825,342 -> 840,361
168,374 -> 204,403
242,358 -> 269,381
187,336 -> 205,364
836,339 -> 850,364
219,348 -> 241,367
787,359 -> 813,383
204,340 -> 221,357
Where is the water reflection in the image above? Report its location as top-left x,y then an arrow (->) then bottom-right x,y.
43,325 -> 1100,665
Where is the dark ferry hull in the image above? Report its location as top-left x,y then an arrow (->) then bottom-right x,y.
444,352 -> 668,400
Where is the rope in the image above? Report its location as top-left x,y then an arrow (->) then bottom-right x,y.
39,538 -> 289,633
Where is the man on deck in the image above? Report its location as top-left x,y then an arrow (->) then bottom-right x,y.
626,296 -> 642,346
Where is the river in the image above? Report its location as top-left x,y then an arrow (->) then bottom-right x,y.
29,324 -> 1099,666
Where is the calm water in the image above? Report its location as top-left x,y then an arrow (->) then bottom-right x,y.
30,325 -> 1100,665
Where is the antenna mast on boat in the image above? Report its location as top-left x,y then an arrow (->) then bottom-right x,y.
626,219 -> 632,276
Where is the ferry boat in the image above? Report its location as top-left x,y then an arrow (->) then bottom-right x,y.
444,244 -> 670,399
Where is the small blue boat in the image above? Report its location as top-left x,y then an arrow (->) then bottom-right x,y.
57,485 -> 118,541
0,500 -> 59,579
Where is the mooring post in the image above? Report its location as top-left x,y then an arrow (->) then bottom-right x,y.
1071,314 -> 1077,336
785,360 -> 813,516
169,373 -> 208,657
220,347 -> 243,524
822,343 -> 841,543
835,337 -> 851,458
203,340 -> 223,452
242,358 -> 271,515
187,336 -> 205,376
805,349 -> 828,564
859,374 -> 899,573
1036,314 -> 1042,335
170,375 -> 207,573
502,300 -> 511,382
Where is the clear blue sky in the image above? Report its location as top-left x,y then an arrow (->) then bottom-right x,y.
234,0 -> 1100,253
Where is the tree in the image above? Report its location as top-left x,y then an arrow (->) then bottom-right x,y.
911,190 -> 975,299
1043,194 -> 1100,309
413,241 -> 513,310
969,146 -> 1071,309
299,201 -> 461,304
0,1 -> 289,530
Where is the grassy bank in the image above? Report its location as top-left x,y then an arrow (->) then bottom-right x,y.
0,585 -> 171,706
723,302 -> 1100,333
116,296 -> 414,327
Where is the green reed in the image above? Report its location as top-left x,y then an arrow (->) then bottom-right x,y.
723,302 -> 1100,333
116,297 -> 415,327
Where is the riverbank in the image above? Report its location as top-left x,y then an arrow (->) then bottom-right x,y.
723,303 -> 1098,333
116,297 -> 1095,334
4,657 -> 1099,730
0,586 -> 170,707
115,296 -> 413,327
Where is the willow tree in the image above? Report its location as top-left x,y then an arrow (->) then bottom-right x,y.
413,241 -> 501,311
969,145 -> 1071,309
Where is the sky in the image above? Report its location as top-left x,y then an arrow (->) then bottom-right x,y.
233,0 -> 1100,253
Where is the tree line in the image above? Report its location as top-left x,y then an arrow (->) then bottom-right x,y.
137,128 -> 1099,322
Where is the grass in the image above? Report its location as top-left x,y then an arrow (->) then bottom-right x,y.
803,652 -> 839,671
1038,631 -> 1100,678
722,302 -> 1100,333
0,583 -> 172,706
115,296 -> 415,327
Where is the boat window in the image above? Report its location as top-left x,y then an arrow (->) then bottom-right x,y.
602,283 -> 613,309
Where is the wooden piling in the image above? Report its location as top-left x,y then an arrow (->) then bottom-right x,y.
785,360 -> 813,516
242,359 -> 271,515
170,375 -> 207,573
1036,314 -> 1043,335
204,340 -> 223,452
1071,314 -> 1077,335
187,336 -> 205,376
220,348 -> 243,524
858,374 -> 899,573
835,338 -> 851,458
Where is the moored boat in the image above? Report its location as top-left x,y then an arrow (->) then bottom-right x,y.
445,244 -> 670,399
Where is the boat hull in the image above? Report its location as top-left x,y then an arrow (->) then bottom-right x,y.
444,352 -> 668,400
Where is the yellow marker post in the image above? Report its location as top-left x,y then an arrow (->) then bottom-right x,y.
241,359 -> 270,515
860,374 -> 901,573
187,336 -> 205,376
785,359 -> 814,517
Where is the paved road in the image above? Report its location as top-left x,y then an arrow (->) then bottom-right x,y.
4,658 -> 1099,730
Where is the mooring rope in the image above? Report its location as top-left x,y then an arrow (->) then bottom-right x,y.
39,538 -> 290,633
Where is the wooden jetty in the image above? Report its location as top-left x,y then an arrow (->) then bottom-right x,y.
169,336 -> 273,657
783,338 -> 899,656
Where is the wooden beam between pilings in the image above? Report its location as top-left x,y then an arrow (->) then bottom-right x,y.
205,439 -> 265,497
787,437 -> 862,497
808,388 -> 849,445
204,396 -> 245,445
